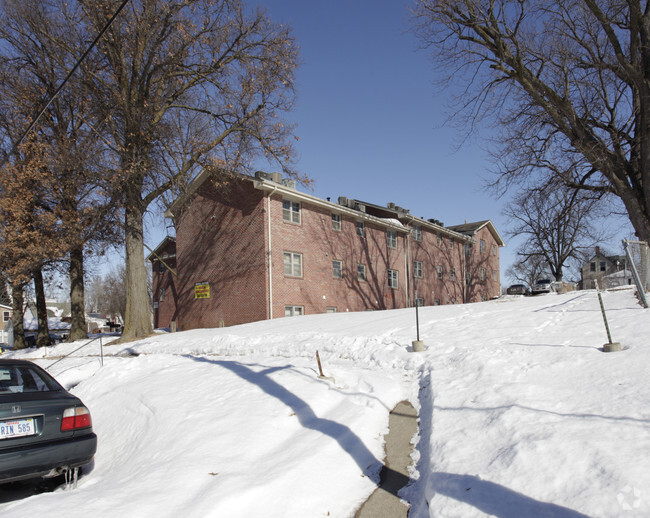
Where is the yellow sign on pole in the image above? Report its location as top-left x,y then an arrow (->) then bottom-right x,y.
194,282 -> 210,299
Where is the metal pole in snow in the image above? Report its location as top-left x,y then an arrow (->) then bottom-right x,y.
415,290 -> 420,341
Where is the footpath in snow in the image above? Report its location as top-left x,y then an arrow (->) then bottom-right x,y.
0,287 -> 648,518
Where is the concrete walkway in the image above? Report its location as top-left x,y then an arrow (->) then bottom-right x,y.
354,400 -> 418,518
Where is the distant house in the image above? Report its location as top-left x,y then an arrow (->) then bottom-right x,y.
150,170 -> 505,330
5,315 -> 71,347
581,247 -> 628,289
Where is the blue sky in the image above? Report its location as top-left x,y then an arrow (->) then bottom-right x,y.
138,0 -> 633,284
251,0 -> 516,269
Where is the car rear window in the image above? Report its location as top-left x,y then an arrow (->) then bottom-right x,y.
0,365 -> 60,393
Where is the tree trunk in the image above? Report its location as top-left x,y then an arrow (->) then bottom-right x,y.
11,282 -> 26,349
120,201 -> 153,341
32,269 -> 50,347
68,245 -> 88,341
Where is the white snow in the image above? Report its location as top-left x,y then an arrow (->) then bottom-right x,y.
1,287 -> 648,517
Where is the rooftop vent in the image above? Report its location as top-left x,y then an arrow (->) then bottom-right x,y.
255,171 -> 272,181
387,202 -> 396,209
282,179 -> 296,189
270,172 -> 282,183
338,196 -> 349,206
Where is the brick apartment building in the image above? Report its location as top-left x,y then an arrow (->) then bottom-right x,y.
149,171 -> 505,330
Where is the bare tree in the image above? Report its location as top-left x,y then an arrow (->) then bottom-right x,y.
504,182 -> 609,281
505,254 -> 551,290
0,0 -> 118,342
72,0 -> 300,341
412,0 -> 650,247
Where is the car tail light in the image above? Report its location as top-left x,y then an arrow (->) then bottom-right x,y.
61,406 -> 92,431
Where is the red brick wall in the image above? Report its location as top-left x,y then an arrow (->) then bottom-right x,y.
465,226 -> 501,301
409,224 -> 466,305
166,176 -> 503,329
151,242 -> 177,329
174,179 -> 268,329
269,195 -> 408,316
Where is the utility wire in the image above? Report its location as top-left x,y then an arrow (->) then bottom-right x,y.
2,0 -> 130,167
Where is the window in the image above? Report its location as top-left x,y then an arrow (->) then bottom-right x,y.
465,243 -> 471,256
413,225 -> 422,242
437,265 -> 443,279
600,261 -> 607,272
283,251 -> 302,277
356,221 -> 365,237
434,299 -> 441,306
466,272 -> 472,285
494,271 -> 498,281
415,297 -> 424,307
160,288 -> 165,302
450,267 -> 455,281
282,199 -> 301,224
492,244 -> 497,256
388,269 -> 399,289
590,262 -> 596,272
331,213 -> 341,231
326,307 -> 337,313
481,267 -> 486,281
449,238 -> 454,248
285,305 -> 304,317
3,311 -> 10,322
332,260 -> 343,279
387,230 -> 397,248
437,233 -> 442,245
414,261 -> 423,278
358,264 -> 367,281
480,239 -> 486,253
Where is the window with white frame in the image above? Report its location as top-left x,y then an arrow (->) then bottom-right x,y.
358,264 -> 367,281
3,311 -> 9,322
437,265 -> 443,279
600,261 -> 607,272
387,230 -> 397,248
480,239 -> 486,253
282,199 -> 301,224
492,244 -> 497,256
437,233 -> 442,245
414,260 -> 423,278
466,272 -> 472,285
493,270 -> 498,281
160,288 -> 165,301
283,251 -> 302,277
356,221 -> 365,237
388,269 -> 399,289
326,307 -> 337,313
465,243 -> 471,256
481,267 -> 486,281
449,238 -> 454,248
332,260 -> 343,279
331,213 -> 341,231
450,267 -> 455,281
413,224 -> 422,242
285,305 -> 304,316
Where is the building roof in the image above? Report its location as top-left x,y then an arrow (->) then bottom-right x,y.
447,220 -> 506,247
146,235 -> 176,263
164,170 -> 504,243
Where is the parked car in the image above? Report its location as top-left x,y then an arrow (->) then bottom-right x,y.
532,279 -> 553,294
506,284 -> 530,296
0,359 -> 97,484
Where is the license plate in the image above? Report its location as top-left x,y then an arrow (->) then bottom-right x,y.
0,418 -> 35,439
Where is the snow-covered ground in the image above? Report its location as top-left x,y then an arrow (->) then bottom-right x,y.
0,287 -> 648,517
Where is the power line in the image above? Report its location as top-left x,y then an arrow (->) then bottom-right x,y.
2,0 -> 131,166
